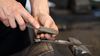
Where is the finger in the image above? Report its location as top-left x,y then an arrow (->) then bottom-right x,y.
17,3 -> 40,29
44,19 -> 53,28
2,7 -> 16,28
45,34 -> 56,40
39,15 -> 53,28
52,35 -> 56,38
52,35 -> 56,40
50,23 -> 59,32
37,35 -> 40,39
22,12 -> 40,29
40,15 -> 58,32
39,15 -> 58,39
50,23 -> 59,38
15,14 -> 26,31
46,16 -> 58,33
39,14 -> 58,31
45,16 -> 58,31
40,34 -> 45,39
8,16 -> 16,28
44,34 -> 52,40
50,24 -> 59,39
0,8 -> 9,27
2,20 -> 10,27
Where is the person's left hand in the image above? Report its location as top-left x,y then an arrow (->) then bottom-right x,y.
34,14 -> 58,40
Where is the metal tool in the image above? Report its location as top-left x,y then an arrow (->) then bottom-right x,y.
27,24 -> 92,56
27,23 -> 58,35
34,38 -> 81,46
68,38 -> 92,56
34,38 -> 91,56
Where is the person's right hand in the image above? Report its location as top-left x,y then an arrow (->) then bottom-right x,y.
0,0 -> 40,31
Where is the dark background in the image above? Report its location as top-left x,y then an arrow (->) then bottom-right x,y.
49,0 -> 100,56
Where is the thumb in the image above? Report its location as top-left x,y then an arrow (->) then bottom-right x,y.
39,15 -> 53,28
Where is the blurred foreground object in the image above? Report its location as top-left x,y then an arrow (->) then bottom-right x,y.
34,38 -> 92,56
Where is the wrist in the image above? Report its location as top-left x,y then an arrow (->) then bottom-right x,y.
30,0 -> 49,16
31,10 -> 49,17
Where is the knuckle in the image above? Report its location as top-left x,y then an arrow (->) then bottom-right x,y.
0,15 -> 7,21
13,10 -> 18,14
12,9 -> 19,15
1,17 -> 8,21
6,13 -> 11,17
27,15 -> 31,19
17,2 -> 22,6
17,2 -> 24,9
24,14 -> 32,20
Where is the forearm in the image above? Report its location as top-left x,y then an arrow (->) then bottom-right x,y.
30,0 -> 49,16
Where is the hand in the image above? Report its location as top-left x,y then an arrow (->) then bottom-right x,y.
0,0 -> 40,30
34,14 -> 59,40
30,0 -> 58,40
